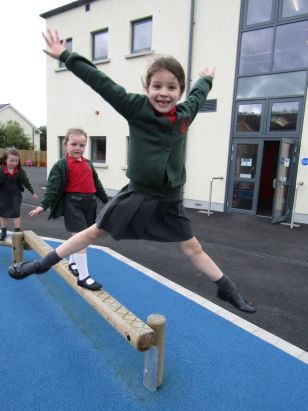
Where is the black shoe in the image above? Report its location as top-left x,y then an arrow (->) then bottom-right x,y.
0,229 -> 7,241
77,276 -> 102,291
217,289 -> 256,313
8,260 -> 49,280
68,263 -> 79,277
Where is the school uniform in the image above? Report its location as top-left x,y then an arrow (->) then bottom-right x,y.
40,156 -> 108,232
60,50 -> 213,241
0,166 -> 35,218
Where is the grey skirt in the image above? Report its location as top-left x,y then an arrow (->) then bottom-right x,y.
0,192 -> 22,218
96,184 -> 193,242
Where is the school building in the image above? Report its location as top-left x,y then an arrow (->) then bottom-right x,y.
41,0 -> 308,224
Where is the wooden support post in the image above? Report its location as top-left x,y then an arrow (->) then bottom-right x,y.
11,233 -> 24,263
22,230 -> 156,352
143,314 -> 166,390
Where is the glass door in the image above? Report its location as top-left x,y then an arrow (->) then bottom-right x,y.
228,140 -> 263,214
271,139 -> 297,223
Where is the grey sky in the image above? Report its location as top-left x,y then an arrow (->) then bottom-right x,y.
0,1 -> 68,127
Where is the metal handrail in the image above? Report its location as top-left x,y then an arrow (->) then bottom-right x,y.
208,177 -> 224,216
290,181 -> 304,229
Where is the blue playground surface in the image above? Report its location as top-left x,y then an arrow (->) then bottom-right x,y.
0,238 -> 307,410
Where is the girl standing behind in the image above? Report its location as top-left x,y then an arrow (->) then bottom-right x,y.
0,147 -> 39,241
29,128 -> 108,291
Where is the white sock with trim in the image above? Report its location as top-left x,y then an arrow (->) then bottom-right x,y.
74,252 -> 94,284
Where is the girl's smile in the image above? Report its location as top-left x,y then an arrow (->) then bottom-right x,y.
146,69 -> 183,113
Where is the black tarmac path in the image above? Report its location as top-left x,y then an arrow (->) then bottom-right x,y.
17,167 -> 308,351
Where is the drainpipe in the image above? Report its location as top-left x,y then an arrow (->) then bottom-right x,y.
186,0 -> 195,97
182,0 -> 195,199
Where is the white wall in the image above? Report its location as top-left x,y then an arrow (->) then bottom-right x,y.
184,0 -> 241,210
44,0 -> 308,221
45,0 -> 192,193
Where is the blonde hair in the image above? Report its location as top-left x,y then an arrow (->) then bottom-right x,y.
64,128 -> 87,144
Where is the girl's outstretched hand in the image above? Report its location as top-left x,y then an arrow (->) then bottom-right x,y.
199,66 -> 216,79
43,29 -> 67,60
29,206 -> 44,218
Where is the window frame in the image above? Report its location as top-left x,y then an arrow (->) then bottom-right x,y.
59,136 -> 66,158
91,28 -> 109,62
131,16 -> 152,54
59,38 -> 72,68
266,97 -> 304,135
233,99 -> 267,136
278,0 -> 308,22
90,136 -> 107,164
242,0 -> 276,29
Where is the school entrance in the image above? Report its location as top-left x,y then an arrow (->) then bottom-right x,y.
227,138 -> 299,223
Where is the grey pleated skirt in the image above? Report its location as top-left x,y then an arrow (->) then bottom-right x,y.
96,184 -> 193,242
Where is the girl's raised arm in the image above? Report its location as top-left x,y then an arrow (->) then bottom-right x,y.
43,29 -> 67,60
199,66 -> 216,79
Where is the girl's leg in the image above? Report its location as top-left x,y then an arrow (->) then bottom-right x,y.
73,247 -> 102,291
13,217 -> 21,231
180,237 -> 223,281
180,237 -> 256,313
8,225 -> 107,279
0,217 -> 7,241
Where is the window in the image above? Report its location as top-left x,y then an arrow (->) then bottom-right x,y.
59,136 -> 66,158
92,30 -> 108,61
235,103 -> 263,133
269,100 -> 300,131
239,28 -> 274,75
273,20 -> 308,71
282,0 -> 308,18
237,71 -> 307,99
59,38 -> 72,68
245,0 -> 274,25
91,137 -> 106,163
131,17 -> 152,53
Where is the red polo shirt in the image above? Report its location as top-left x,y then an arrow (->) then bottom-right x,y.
3,166 -> 18,176
65,155 -> 96,193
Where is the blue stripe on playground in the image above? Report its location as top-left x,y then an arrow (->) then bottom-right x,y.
0,240 -> 307,410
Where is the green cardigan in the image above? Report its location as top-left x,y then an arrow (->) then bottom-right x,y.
40,158 -> 108,219
61,50 -> 212,196
0,166 -> 35,194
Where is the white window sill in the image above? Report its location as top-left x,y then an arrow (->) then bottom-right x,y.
55,66 -> 68,72
93,163 -> 108,168
125,50 -> 154,59
93,58 -> 111,65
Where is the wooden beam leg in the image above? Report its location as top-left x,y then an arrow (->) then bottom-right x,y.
143,314 -> 166,390
12,233 -> 24,263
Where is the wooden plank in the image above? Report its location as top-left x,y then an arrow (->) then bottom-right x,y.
22,230 -> 155,351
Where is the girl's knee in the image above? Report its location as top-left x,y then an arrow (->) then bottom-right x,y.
180,238 -> 203,258
85,225 -> 104,241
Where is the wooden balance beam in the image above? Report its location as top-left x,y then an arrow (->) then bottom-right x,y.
0,232 -> 30,263
12,230 -> 166,391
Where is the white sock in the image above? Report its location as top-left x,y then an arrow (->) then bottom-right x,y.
68,255 -> 76,267
74,252 -> 94,284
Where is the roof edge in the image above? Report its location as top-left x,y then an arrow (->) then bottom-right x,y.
40,0 -> 96,19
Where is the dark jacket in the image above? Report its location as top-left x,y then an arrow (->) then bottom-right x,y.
0,166 -> 34,194
40,158 -> 108,219
60,50 -> 212,196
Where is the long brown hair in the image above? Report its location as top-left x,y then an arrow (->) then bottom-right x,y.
0,147 -> 21,170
